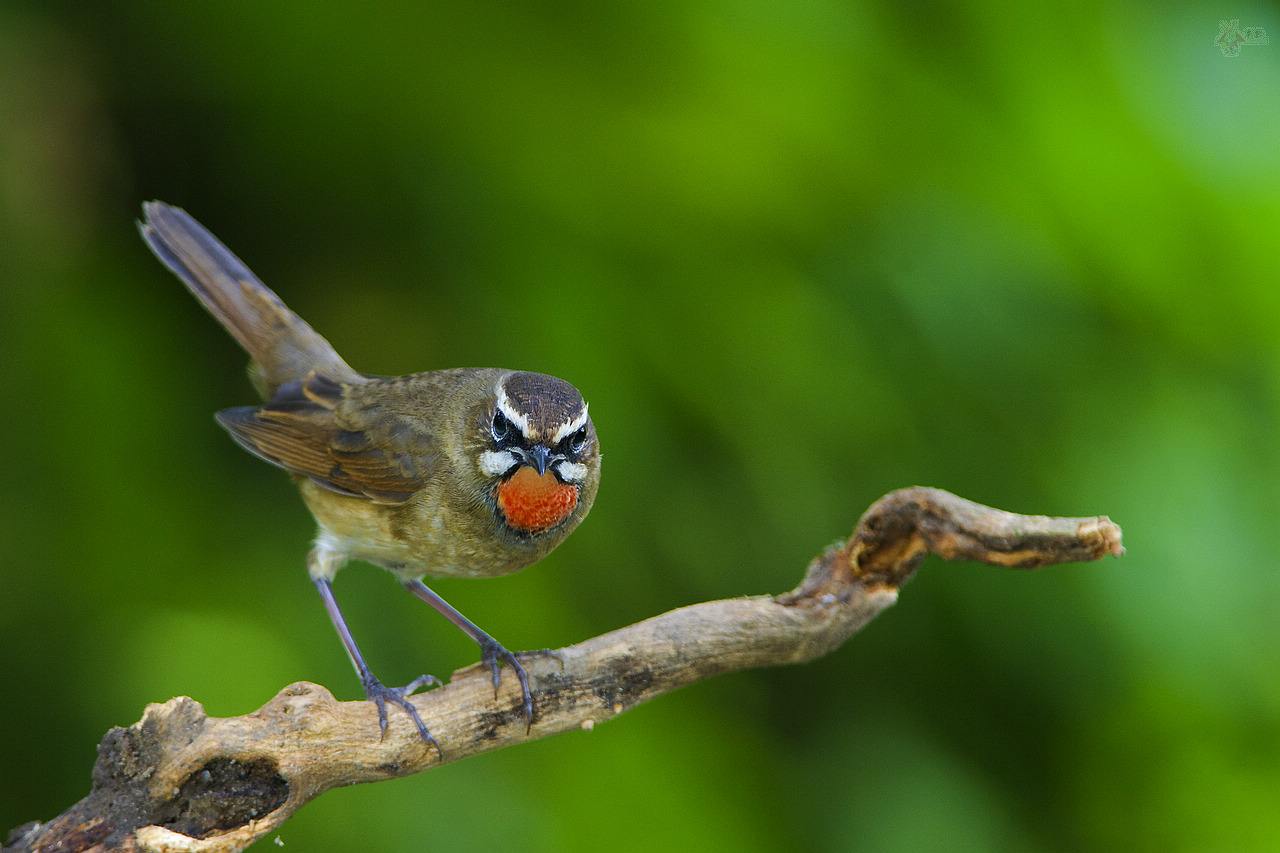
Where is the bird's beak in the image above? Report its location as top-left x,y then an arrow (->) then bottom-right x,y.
528,445 -> 551,477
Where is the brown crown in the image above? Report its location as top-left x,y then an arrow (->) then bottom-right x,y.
500,372 -> 586,440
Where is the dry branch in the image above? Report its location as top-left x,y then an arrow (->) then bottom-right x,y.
6,487 -> 1122,853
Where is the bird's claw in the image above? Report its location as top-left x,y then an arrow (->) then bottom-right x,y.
479,641 -> 542,733
361,673 -> 442,753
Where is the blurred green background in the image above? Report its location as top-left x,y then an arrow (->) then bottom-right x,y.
2,2 -> 1277,850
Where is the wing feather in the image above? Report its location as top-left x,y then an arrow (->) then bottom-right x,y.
215,372 -> 435,504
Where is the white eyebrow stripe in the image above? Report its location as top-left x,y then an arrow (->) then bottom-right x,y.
495,383 -> 534,439
555,460 -> 588,483
480,449 -> 519,477
551,404 -> 590,444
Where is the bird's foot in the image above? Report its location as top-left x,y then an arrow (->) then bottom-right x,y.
479,641 -> 557,733
361,673 -> 442,752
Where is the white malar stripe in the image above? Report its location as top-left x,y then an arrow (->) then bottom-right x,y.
480,449 -> 519,477
551,403 -> 590,444
495,383 -> 534,439
555,460 -> 589,483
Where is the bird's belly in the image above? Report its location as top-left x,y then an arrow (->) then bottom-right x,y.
298,479 -> 535,579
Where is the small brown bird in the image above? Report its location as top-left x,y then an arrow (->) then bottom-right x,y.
139,202 -> 600,749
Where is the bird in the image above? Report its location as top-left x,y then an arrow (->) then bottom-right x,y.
138,201 -> 600,750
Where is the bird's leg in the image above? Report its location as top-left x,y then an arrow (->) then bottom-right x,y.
313,577 -> 441,751
402,579 -> 553,732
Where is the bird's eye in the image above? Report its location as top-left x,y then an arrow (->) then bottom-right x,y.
569,426 -> 588,454
491,410 -> 510,443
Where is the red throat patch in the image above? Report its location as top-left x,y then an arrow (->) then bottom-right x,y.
496,467 -> 579,533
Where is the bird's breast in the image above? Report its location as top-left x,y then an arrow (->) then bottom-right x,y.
298,475 -> 566,579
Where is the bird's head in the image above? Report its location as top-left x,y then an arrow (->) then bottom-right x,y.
475,371 -> 599,535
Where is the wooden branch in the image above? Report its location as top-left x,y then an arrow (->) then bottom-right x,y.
7,487 -> 1122,853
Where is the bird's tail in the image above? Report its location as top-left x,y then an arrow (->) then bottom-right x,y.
138,201 -> 361,396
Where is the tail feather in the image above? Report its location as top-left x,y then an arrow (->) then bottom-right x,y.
139,201 -> 362,396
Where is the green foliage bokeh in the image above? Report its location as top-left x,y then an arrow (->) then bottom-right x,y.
1,2 -> 1277,850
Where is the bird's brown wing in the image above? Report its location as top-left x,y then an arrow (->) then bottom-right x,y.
216,372 -> 437,504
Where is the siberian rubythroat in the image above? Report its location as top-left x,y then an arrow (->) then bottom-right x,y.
139,202 -> 600,749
